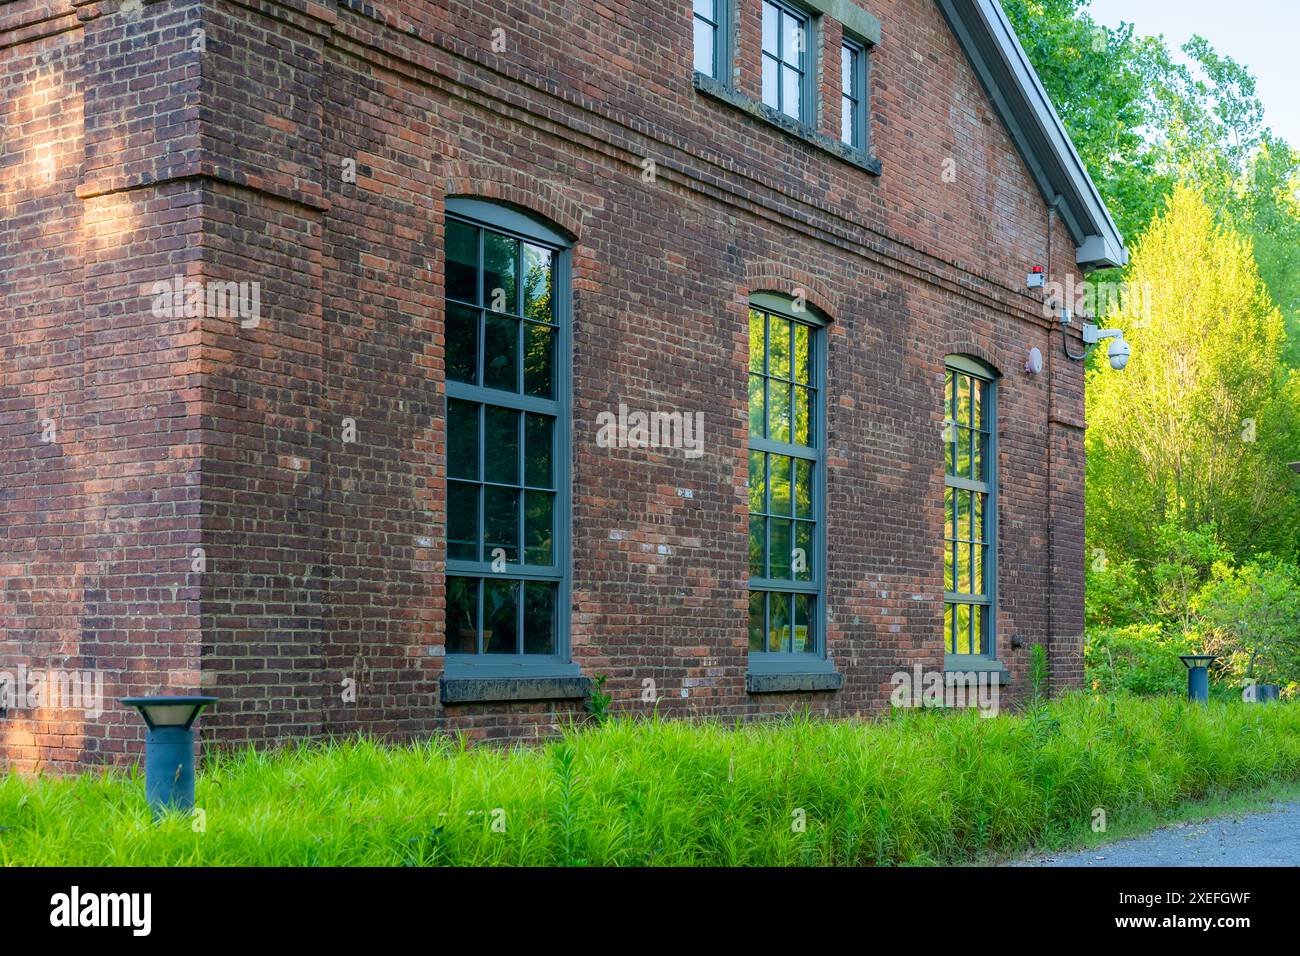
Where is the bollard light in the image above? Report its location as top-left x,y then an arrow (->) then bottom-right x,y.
121,696 -> 217,816
1178,655 -> 1217,704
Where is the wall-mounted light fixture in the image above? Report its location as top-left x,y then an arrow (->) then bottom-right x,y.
1059,308 -> 1130,371
1024,347 -> 1043,375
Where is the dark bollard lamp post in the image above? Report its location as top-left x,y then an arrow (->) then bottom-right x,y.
121,696 -> 217,816
1179,655 -> 1217,704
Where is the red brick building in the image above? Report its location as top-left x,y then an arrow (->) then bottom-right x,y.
1,0 -> 1126,770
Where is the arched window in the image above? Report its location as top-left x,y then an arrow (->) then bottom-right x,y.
747,292 -> 830,672
943,355 -> 998,659
442,198 -> 572,673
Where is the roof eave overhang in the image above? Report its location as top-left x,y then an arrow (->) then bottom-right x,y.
935,0 -> 1129,272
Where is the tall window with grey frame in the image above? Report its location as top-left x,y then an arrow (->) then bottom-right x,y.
944,358 -> 996,657
443,201 -> 570,670
748,297 -> 825,665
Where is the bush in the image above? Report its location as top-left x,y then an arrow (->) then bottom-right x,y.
1195,557 -> 1300,693
1086,624 -> 1205,696
4,694 -> 1300,866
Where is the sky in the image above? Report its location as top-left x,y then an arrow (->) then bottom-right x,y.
1087,0 -> 1300,146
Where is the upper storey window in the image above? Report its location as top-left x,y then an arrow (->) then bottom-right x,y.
761,0 -> 811,122
693,0 -> 727,78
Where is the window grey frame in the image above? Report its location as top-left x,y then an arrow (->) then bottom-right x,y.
443,197 -> 576,679
840,35 -> 868,150
747,291 -> 834,676
761,0 -> 815,123
693,0 -> 732,81
943,354 -> 998,662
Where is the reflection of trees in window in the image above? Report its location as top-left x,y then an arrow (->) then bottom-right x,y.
444,210 -> 564,658
748,301 -> 822,658
944,361 -> 995,656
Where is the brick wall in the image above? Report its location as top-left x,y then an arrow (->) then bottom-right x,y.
1,0 -> 1091,770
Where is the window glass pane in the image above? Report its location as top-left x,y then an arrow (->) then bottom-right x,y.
945,539 -> 955,592
447,482 -> 479,561
973,542 -> 984,595
525,413 -> 553,488
749,309 -> 765,372
793,594 -> 814,653
484,487 -> 519,563
972,605 -> 983,655
794,521 -> 813,581
523,321 -> 553,398
841,44 -> 853,92
769,591 -> 791,652
793,322 -> 810,383
524,490 -> 553,565
769,380 -> 791,443
694,0 -> 714,16
958,540 -> 971,593
762,2 -> 778,54
793,385 -> 812,446
446,303 -> 479,384
749,515 -> 766,577
956,425 -> 971,477
955,603 -> 971,654
959,489 -> 972,541
783,11 -> 803,63
523,581 -> 555,654
953,536 -> 966,593
522,244 -> 552,322
842,99 -> 854,145
762,55 -> 779,108
945,603 -> 954,654
694,19 -> 715,75
447,577 -> 479,654
769,518 -> 792,579
482,231 -> 518,314
484,406 -> 519,485
972,427 -> 984,480
770,454 -> 792,515
748,591 -> 766,651
483,579 -> 519,653
748,374 -> 765,437
944,486 -> 954,540
794,458 -> 813,517
748,450 -> 766,513
447,399 -> 479,480
973,492 -> 985,543
972,378 -> 984,428
782,65 -> 801,119
483,314 -> 518,392
446,220 -> 478,303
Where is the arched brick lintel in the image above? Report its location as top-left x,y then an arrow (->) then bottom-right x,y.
445,162 -> 585,241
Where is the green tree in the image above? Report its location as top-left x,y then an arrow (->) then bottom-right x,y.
1195,558 -> 1300,688
1086,184 -> 1300,563
1001,3 -> 1300,366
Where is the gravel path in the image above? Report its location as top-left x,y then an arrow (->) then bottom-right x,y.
1014,801 -> 1300,866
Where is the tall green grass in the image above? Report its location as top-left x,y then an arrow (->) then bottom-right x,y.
3,693 -> 1299,866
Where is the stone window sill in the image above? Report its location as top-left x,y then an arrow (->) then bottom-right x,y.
693,72 -> 882,176
746,670 -> 845,694
439,675 -> 591,704
944,655 -> 1011,686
